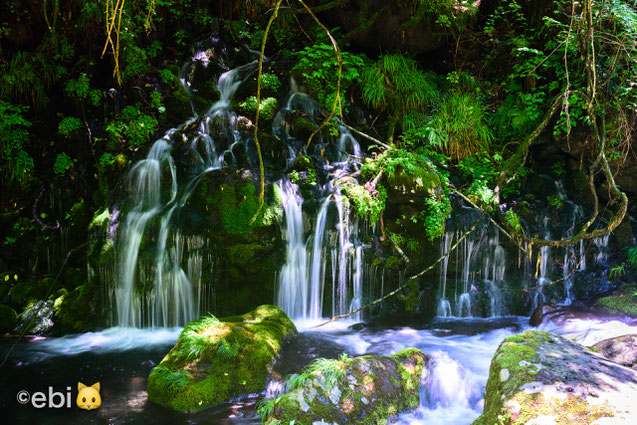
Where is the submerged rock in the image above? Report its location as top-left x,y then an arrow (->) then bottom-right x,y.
147,305 -> 296,412
473,330 -> 637,425
591,334 -> 637,370
529,302 -> 575,326
262,348 -> 427,425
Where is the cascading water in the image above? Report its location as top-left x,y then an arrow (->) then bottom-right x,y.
435,214 -> 507,318
113,58 -> 255,327
273,86 -> 369,320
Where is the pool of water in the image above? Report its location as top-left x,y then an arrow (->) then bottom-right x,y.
2,315 -> 636,424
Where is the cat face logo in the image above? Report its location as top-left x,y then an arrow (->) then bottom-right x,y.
76,382 -> 101,410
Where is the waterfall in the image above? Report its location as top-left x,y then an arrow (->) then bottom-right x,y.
436,232 -> 453,317
593,234 -> 610,264
532,217 -> 551,312
435,214 -> 506,318
113,60 -> 253,327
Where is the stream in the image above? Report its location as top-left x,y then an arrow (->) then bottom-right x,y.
3,314 -> 637,424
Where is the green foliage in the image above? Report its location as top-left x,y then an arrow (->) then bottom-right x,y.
420,191 -> 452,240
626,246 -> 637,268
504,209 -> 523,234
53,153 -> 74,176
293,43 -> 367,111
342,185 -> 386,225
423,92 -> 493,159
0,50 -> 65,109
547,194 -> 564,209
362,54 -> 438,139
65,74 -> 101,106
260,73 -> 281,92
106,104 -> 158,148
0,100 -> 33,184
58,116 -> 83,138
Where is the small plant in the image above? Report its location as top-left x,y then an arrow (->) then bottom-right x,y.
504,209 -> 523,234
53,153 -> 74,175
551,161 -> 566,178
260,73 -> 281,92
58,116 -> 82,138
547,194 -> 564,209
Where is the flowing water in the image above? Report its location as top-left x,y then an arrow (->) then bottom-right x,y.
4,315 -> 637,425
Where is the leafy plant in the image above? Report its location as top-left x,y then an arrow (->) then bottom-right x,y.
53,153 -> 74,175
547,194 -> 564,210
0,100 -> 33,184
504,209 -> 523,234
293,43 -> 367,112
423,92 -> 493,160
362,54 -> 439,141
106,104 -> 158,148
58,116 -> 82,138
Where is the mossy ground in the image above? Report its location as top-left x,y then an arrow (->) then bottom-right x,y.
147,305 -> 296,413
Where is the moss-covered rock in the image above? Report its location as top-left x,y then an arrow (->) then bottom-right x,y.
147,305 -> 296,413
52,279 -> 101,333
0,304 -> 18,333
239,96 -> 278,121
595,283 -> 637,316
473,330 -> 637,425
263,348 -> 427,425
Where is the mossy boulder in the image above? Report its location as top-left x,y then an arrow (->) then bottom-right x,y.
9,278 -> 55,310
595,283 -> 637,316
147,305 -> 296,413
591,334 -> 637,370
385,164 -> 442,205
263,348 -> 427,425
52,279 -> 101,333
0,304 -> 18,333
473,330 -> 637,425
239,96 -> 278,121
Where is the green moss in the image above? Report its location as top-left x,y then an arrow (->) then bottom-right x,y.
385,256 -> 402,270
595,294 -> 637,316
89,208 -> 110,232
473,331 -> 614,425
147,305 -> 296,413
211,182 -> 282,236
239,96 -> 278,120
263,348 -> 426,425
9,278 -> 53,310
226,243 -> 261,266
0,304 -> 18,332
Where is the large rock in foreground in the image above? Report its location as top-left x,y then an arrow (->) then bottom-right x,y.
474,330 -> 637,425
147,305 -> 296,412
262,348 -> 427,425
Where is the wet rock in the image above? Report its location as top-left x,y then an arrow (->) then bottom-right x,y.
147,305 -> 296,412
15,300 -> 55,334
529,302 -> 575,326
263,348 -> 427,424
473,330 -> 637,425
591,334 -> 637,370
